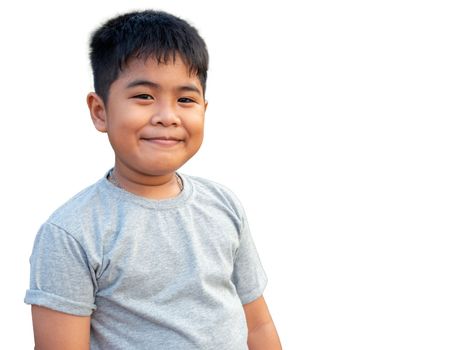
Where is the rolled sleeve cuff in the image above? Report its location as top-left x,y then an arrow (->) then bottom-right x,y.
238,276 -> 268,305
24,289 -> 96,316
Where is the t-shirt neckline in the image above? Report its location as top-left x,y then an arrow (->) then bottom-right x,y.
100,169 -> 193,210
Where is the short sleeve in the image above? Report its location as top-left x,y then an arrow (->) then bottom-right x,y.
232,216 -> 268,305
24,222 -> 97,316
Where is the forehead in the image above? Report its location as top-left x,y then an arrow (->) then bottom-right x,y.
117,56 -> 198,85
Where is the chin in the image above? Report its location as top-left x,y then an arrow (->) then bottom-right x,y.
140,164 -> 185,176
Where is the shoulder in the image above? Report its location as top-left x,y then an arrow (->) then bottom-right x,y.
184,174 -> 247,219
185,174 -> 243,205
46,177 -> 112,237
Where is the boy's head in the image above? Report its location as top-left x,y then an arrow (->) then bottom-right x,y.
87,10 -> 210,182
89,10 -> 209,103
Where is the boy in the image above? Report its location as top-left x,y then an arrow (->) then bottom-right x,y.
25,10 -> 281,350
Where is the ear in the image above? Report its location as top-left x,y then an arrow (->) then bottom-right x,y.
204,100 -> 208,112
87,92 -> 107,133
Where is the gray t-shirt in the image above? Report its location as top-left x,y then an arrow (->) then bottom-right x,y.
25,172 -> 267,349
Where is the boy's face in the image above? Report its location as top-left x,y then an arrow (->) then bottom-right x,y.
89,56 -> 207,177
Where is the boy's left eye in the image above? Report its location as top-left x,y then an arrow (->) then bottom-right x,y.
178,97 -> 195,103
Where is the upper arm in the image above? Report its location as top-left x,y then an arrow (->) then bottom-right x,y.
32,305 -> 91,350
243,296 -> 282,349
242,295 -> 273,332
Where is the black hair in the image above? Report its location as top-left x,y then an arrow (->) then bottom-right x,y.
89,10 -> 209,103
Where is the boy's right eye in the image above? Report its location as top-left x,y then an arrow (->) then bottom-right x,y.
133,94 -> 154,100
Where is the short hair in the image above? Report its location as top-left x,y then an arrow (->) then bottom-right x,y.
89,10 -> 209,103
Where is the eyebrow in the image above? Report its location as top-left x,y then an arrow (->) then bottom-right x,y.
126,79 -> 159,89
126,79 -> 202,95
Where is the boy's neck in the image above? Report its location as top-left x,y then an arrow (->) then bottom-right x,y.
109,165 -> 183,200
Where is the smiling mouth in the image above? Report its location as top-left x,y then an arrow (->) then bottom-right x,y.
141,137 -> 182,146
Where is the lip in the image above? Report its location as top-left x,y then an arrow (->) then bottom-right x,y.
141,137 -> 182,147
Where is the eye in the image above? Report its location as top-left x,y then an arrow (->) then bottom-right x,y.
178,97 -> 195,104
133,94 -> 154,100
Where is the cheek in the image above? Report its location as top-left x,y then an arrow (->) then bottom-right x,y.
108,105 -> 147,131
188,122 -> 204,143
185,112 -> 205,136
106,114 -> 143,152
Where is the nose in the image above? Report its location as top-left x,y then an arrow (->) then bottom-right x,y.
150,102 -> 181,126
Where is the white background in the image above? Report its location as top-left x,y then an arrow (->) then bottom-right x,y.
1,0 -> 466,348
